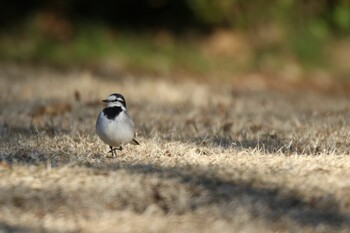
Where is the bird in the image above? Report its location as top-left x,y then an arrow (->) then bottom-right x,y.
96,93 -> 139,156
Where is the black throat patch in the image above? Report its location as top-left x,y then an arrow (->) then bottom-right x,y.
103,107 -> 123,120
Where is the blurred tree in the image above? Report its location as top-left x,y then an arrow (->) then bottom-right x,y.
0,0 -> 349,34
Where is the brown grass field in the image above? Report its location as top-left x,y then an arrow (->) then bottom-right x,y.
0,64 -> 350,233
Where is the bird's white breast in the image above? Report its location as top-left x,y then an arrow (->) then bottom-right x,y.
96,111 -> 135,147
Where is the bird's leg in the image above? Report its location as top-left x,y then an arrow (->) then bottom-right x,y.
108,146 -> 116,157
108,146 -> 123,157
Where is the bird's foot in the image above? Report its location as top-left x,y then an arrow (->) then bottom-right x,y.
108,146 -> 123,157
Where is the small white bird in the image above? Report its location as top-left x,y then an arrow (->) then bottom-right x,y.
96,93 -> 139,156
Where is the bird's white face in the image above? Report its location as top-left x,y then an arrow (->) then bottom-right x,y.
103,94 -> 127,109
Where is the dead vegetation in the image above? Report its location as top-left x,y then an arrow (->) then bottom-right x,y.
0,64 -> 350,233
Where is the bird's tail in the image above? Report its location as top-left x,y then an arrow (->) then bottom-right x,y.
131,138 -> 140,145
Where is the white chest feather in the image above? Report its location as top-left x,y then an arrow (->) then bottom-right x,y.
96,111 -> 135,146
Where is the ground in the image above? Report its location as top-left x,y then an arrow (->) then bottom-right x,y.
0,64 -> 350,233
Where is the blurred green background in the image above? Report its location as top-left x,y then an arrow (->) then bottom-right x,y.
1,0 -> 350,80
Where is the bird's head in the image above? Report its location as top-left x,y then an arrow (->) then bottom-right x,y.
102,93 -> 127,109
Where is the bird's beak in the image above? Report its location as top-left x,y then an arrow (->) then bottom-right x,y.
102,99 -> 108,103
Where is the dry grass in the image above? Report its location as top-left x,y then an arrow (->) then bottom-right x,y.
0,64 -> 350,233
